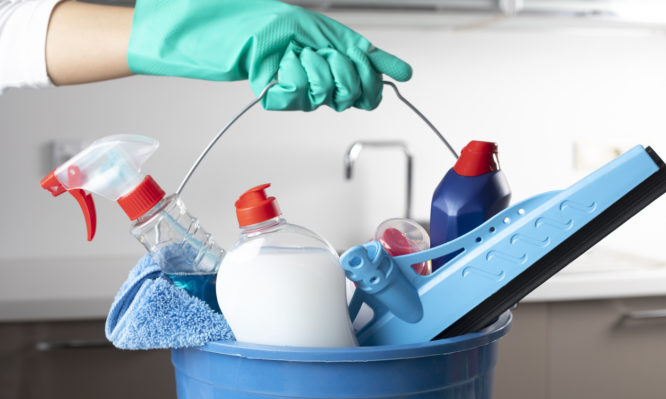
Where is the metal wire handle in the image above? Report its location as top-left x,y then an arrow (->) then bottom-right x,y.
176,81 -> 278,195
176,80 -> 457,195
381,81 -> 458,161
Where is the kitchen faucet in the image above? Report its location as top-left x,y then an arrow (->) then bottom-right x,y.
344,140 -> 413,219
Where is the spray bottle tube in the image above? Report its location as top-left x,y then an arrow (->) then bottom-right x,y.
40,135 -> 224,311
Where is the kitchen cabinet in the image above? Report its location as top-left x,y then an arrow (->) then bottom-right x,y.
493,297 -> 666,399
491,303 -> 550,399
0,319 -> 176,399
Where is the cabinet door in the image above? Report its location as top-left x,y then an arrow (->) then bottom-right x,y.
0,320 -> 176,399
550,297 -> 666,399
492,303 -> 550,399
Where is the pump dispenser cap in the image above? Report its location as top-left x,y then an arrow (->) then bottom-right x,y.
235,183 -> 281,227
453,141 -> 499,177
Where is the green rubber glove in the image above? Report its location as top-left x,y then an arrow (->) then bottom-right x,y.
128,0 -> 412,111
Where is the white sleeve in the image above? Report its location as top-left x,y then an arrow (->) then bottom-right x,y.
0,0 -> 64,95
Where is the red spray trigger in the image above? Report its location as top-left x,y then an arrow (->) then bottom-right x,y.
40,166 -> 97,241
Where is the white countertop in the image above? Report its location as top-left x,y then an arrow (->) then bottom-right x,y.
524,248 -> 666,302
1,249 -> 666,322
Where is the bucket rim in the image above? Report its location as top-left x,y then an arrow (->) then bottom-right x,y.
189,310 -> 511,362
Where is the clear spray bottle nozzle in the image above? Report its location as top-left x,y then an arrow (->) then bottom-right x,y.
40,135 -> 162,240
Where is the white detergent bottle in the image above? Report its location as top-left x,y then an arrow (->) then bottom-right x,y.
217,184 -> 358,348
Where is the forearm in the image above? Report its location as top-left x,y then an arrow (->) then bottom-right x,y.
45,1 -> 133,85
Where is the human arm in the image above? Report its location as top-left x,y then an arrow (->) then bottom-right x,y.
45,0 -> 132,85
0,0 -> 131,93
2,0 -> 412,112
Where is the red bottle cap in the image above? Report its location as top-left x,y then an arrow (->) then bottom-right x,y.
235,183 -> 281,227
117,175 -> 165,221
453,140 -> 499,177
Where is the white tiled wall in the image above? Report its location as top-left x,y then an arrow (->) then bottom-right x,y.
2,12 -> 666,264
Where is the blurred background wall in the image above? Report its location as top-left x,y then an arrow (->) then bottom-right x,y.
2,9 -> 666,270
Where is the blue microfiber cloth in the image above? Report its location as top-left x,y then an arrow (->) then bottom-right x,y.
105,254 -> 235,349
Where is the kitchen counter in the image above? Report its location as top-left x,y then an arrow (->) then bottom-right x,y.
2,249 -> 666,322
524,248 -> 666,302
0,256 -> 136,322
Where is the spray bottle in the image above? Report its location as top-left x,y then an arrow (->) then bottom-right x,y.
40,135 -> 224,311
429,140 -> 511,271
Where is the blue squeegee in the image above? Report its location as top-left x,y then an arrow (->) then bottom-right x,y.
340,145 -> 666,346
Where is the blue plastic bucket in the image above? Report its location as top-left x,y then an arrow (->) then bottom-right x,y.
172,311 -> 511,398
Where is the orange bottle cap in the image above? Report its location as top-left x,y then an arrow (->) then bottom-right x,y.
235,183 -> 281,227
117,176 -> 165,221
454,140 -> 499,177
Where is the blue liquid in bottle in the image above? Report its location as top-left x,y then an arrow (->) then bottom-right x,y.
165,273 -> 221,313
154,242 -> 223,313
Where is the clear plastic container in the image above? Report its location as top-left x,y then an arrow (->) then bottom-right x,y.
217,184 -> 358,348
132,194 -> 225,312
375,218 -> 431,275
40,135 -> 226,311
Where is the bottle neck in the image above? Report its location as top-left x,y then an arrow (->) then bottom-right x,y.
132,194 -> 177,226
240,216 -> 285,236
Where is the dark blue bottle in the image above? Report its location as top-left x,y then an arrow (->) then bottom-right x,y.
430,141 -> 511,271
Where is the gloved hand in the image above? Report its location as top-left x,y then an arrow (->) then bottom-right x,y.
128,0 -> 412,111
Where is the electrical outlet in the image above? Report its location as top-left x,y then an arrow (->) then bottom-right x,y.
48,139 -> 88,171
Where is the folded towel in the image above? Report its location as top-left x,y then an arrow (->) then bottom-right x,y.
105,254 -> 235,350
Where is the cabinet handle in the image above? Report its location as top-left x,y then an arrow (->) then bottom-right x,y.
34,339 -> 113,351
621,309 -> 666,321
